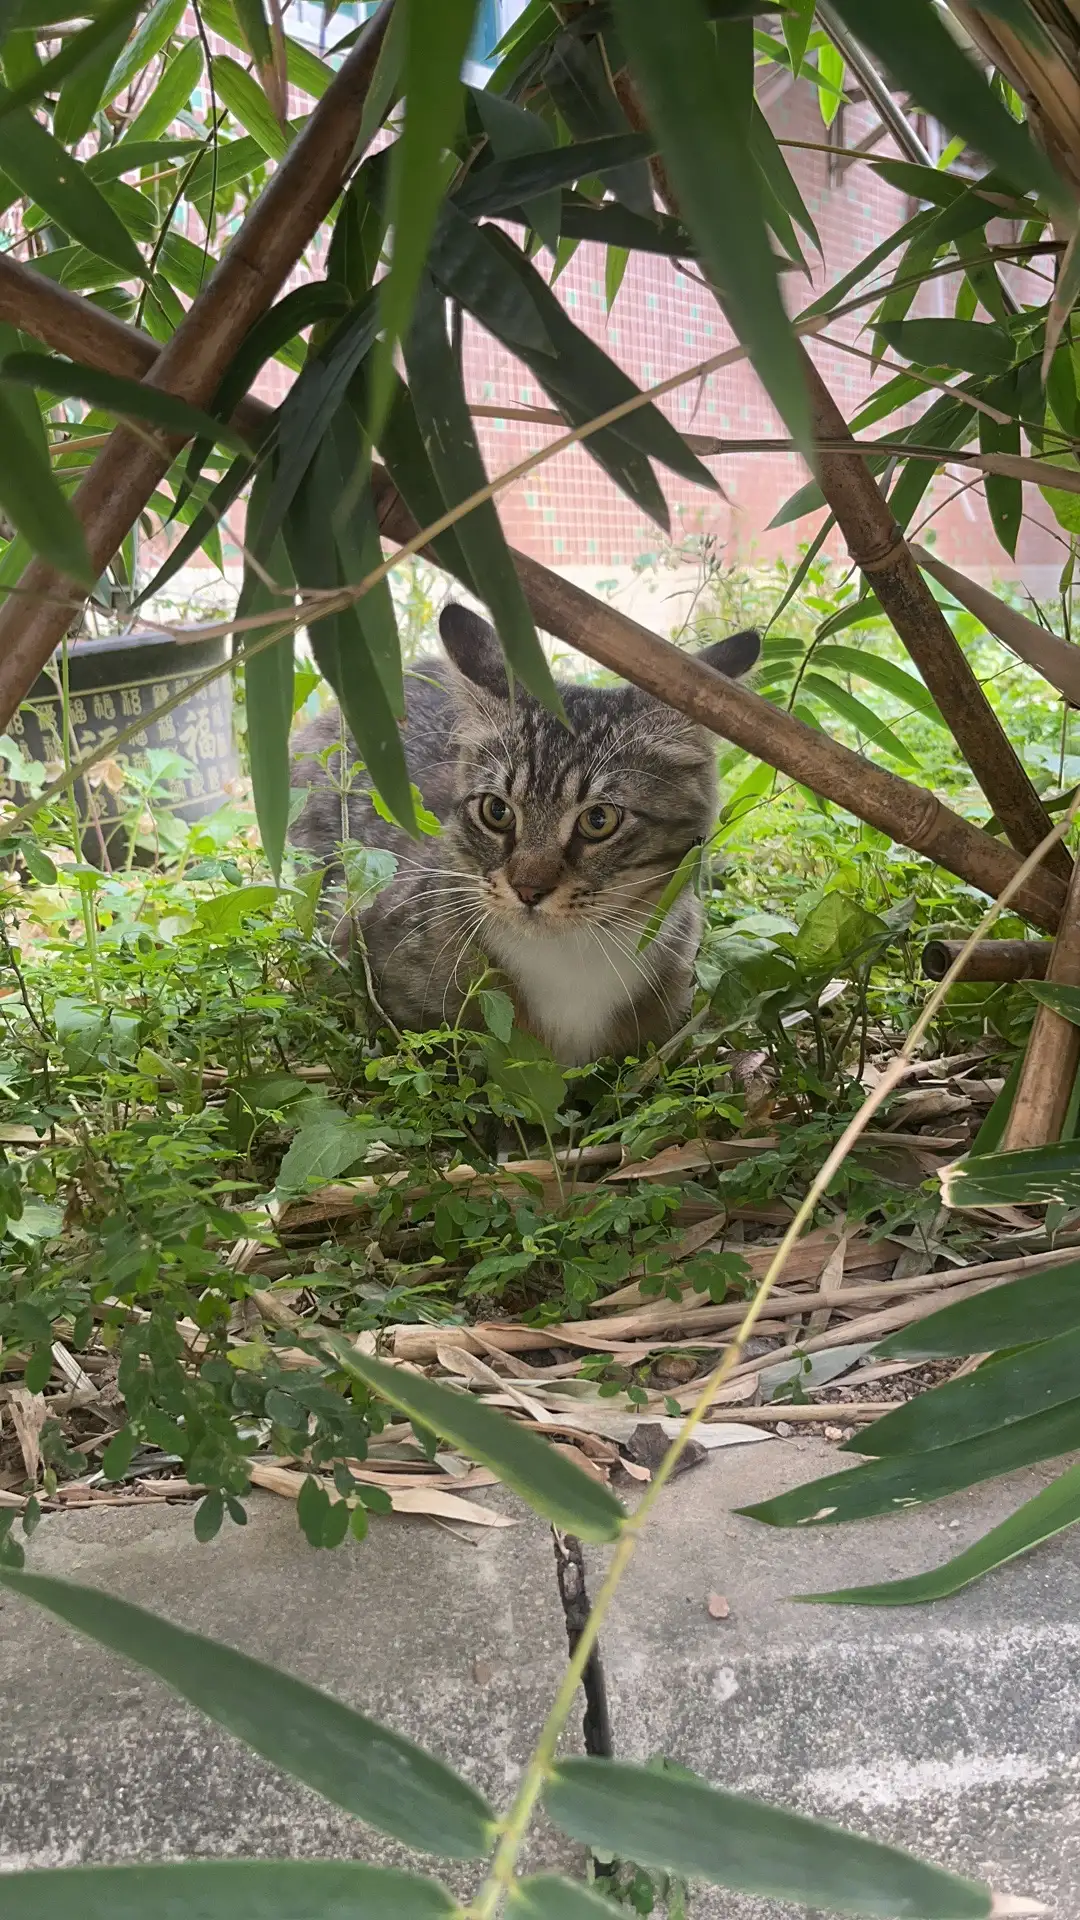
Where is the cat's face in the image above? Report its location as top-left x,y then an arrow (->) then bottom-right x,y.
436,606 -> 759,940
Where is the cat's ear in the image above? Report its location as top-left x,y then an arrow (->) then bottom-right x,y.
697,629 -> 760,680
439,604 -> 509,698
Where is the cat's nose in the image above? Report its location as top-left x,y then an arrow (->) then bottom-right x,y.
512,880 -> 552,907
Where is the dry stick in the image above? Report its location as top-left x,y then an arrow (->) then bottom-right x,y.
466,798 -> 1080,1920
922,938 -> 1052,982
1003,839 -> 1080,1149
0,0 -> 393,732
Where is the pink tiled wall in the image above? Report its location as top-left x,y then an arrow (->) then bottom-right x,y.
180,66 -> 1061,588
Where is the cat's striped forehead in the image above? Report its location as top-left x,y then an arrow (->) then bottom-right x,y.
451,681 -> 713,802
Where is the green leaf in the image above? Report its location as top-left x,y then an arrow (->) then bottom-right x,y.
2,352 -> 249,451
0,1567 -> 495,1856
479,987 -> 514,1043
54,17 -> 136,146
237,463 -> 295,877
194,1490 -> 224,1542
816,38 -> 844,127
374,371 -> 478,589
1028,980 -> 1080,1026
436,218 -> 716,496
875,1258 -> 1080,1359
791,891 -> 891,977
613,0 -> 811,457
800,674 -> 920,769
875,318 -> 1013,377
468,82 -> 559,251
0,1860 -> 458,1919
372,0 -> 478,430
296,1472 -> 350,1549
968,1054 -> 1022,1158
326,1343 -> 626,1542
542,30 -> 655,219
283,429 -> 415,832
0,389 -> 92,582
0,111 -> 144,277
212,52 -> 290,159
941,1139 -> 1080,1210
123,36 -> 203,141
801,1457 -> 1080,1607
233,0 -> 273,68
402,274 -> 561,714
285,34 -> 333,98
106,0 -> 186,102
748,102 -> 820,254
545,1760 -> 989,1917
6,0 -> 140,134
481,1027 -> 567,1125
455,132 -> 654,221
809,646 -> 947,726
276,1109 -> 375,1193
740,1396 -> 1080,1528
827,0 -> 1064,206
509,1879 -> 616,1919
852,1324 -> 1080,1457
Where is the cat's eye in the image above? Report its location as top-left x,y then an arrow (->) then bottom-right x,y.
577,802 -> 622,841
478,793 -> 515,833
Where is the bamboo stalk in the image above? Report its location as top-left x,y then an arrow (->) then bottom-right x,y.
0,1 -> 392,731
612,68 -> 1069,881
0,259 -> 1068,932
921,937 -> 1053,981
1002,839 -> 1080,1148
801,354 -> 1070,879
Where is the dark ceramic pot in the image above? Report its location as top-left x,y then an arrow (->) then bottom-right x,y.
3,628 -> 238,865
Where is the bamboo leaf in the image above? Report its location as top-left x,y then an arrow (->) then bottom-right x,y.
0,389 -> 92,582
0,110 -> 144,275
372,0 -> 479,431
1027,981 -> 1080,1026
468,82 -> 559,251
851,1324 -> 1080,1458
809,646 -> 948,727
239,461 -> 295,879
285,434 -> 414,828
827,0 -> 1065,205
800,673 -> 921,769
123,38 -> 203,142
741,1397 -> 1080,1528
875,1257 -> 1080,1359
85,136 -> 205,181
402,273 -> 562,714
437,217 -> 717,495
0,1860 -> 458,1920
748,102 -> 820,253
816,39 -> 844,128
212,52 -> 290,158
373,370 -> 480,589
980,393 -> 1022,558
326,1341 -> 626,1541
2,351 -> 249,451
545,1760 -> 989,1917
136,451 -> 255,605
875,318 -> 1013,376
0,1567 -> 496,1856
106,0 -> 186,102
2,0 -> 139,131
941,1140 -> 1080,1210
800,1459 -> 1080,1607
542,30 -> 655,219
613,0 -> 812,457
455,131 -> 655,220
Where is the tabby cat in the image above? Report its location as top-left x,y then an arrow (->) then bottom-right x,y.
289,605 -> 760,1064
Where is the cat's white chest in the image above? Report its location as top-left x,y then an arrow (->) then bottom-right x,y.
486,922 -> 654,1066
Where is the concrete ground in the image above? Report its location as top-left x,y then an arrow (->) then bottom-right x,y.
0,1437 -> 1076,1915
